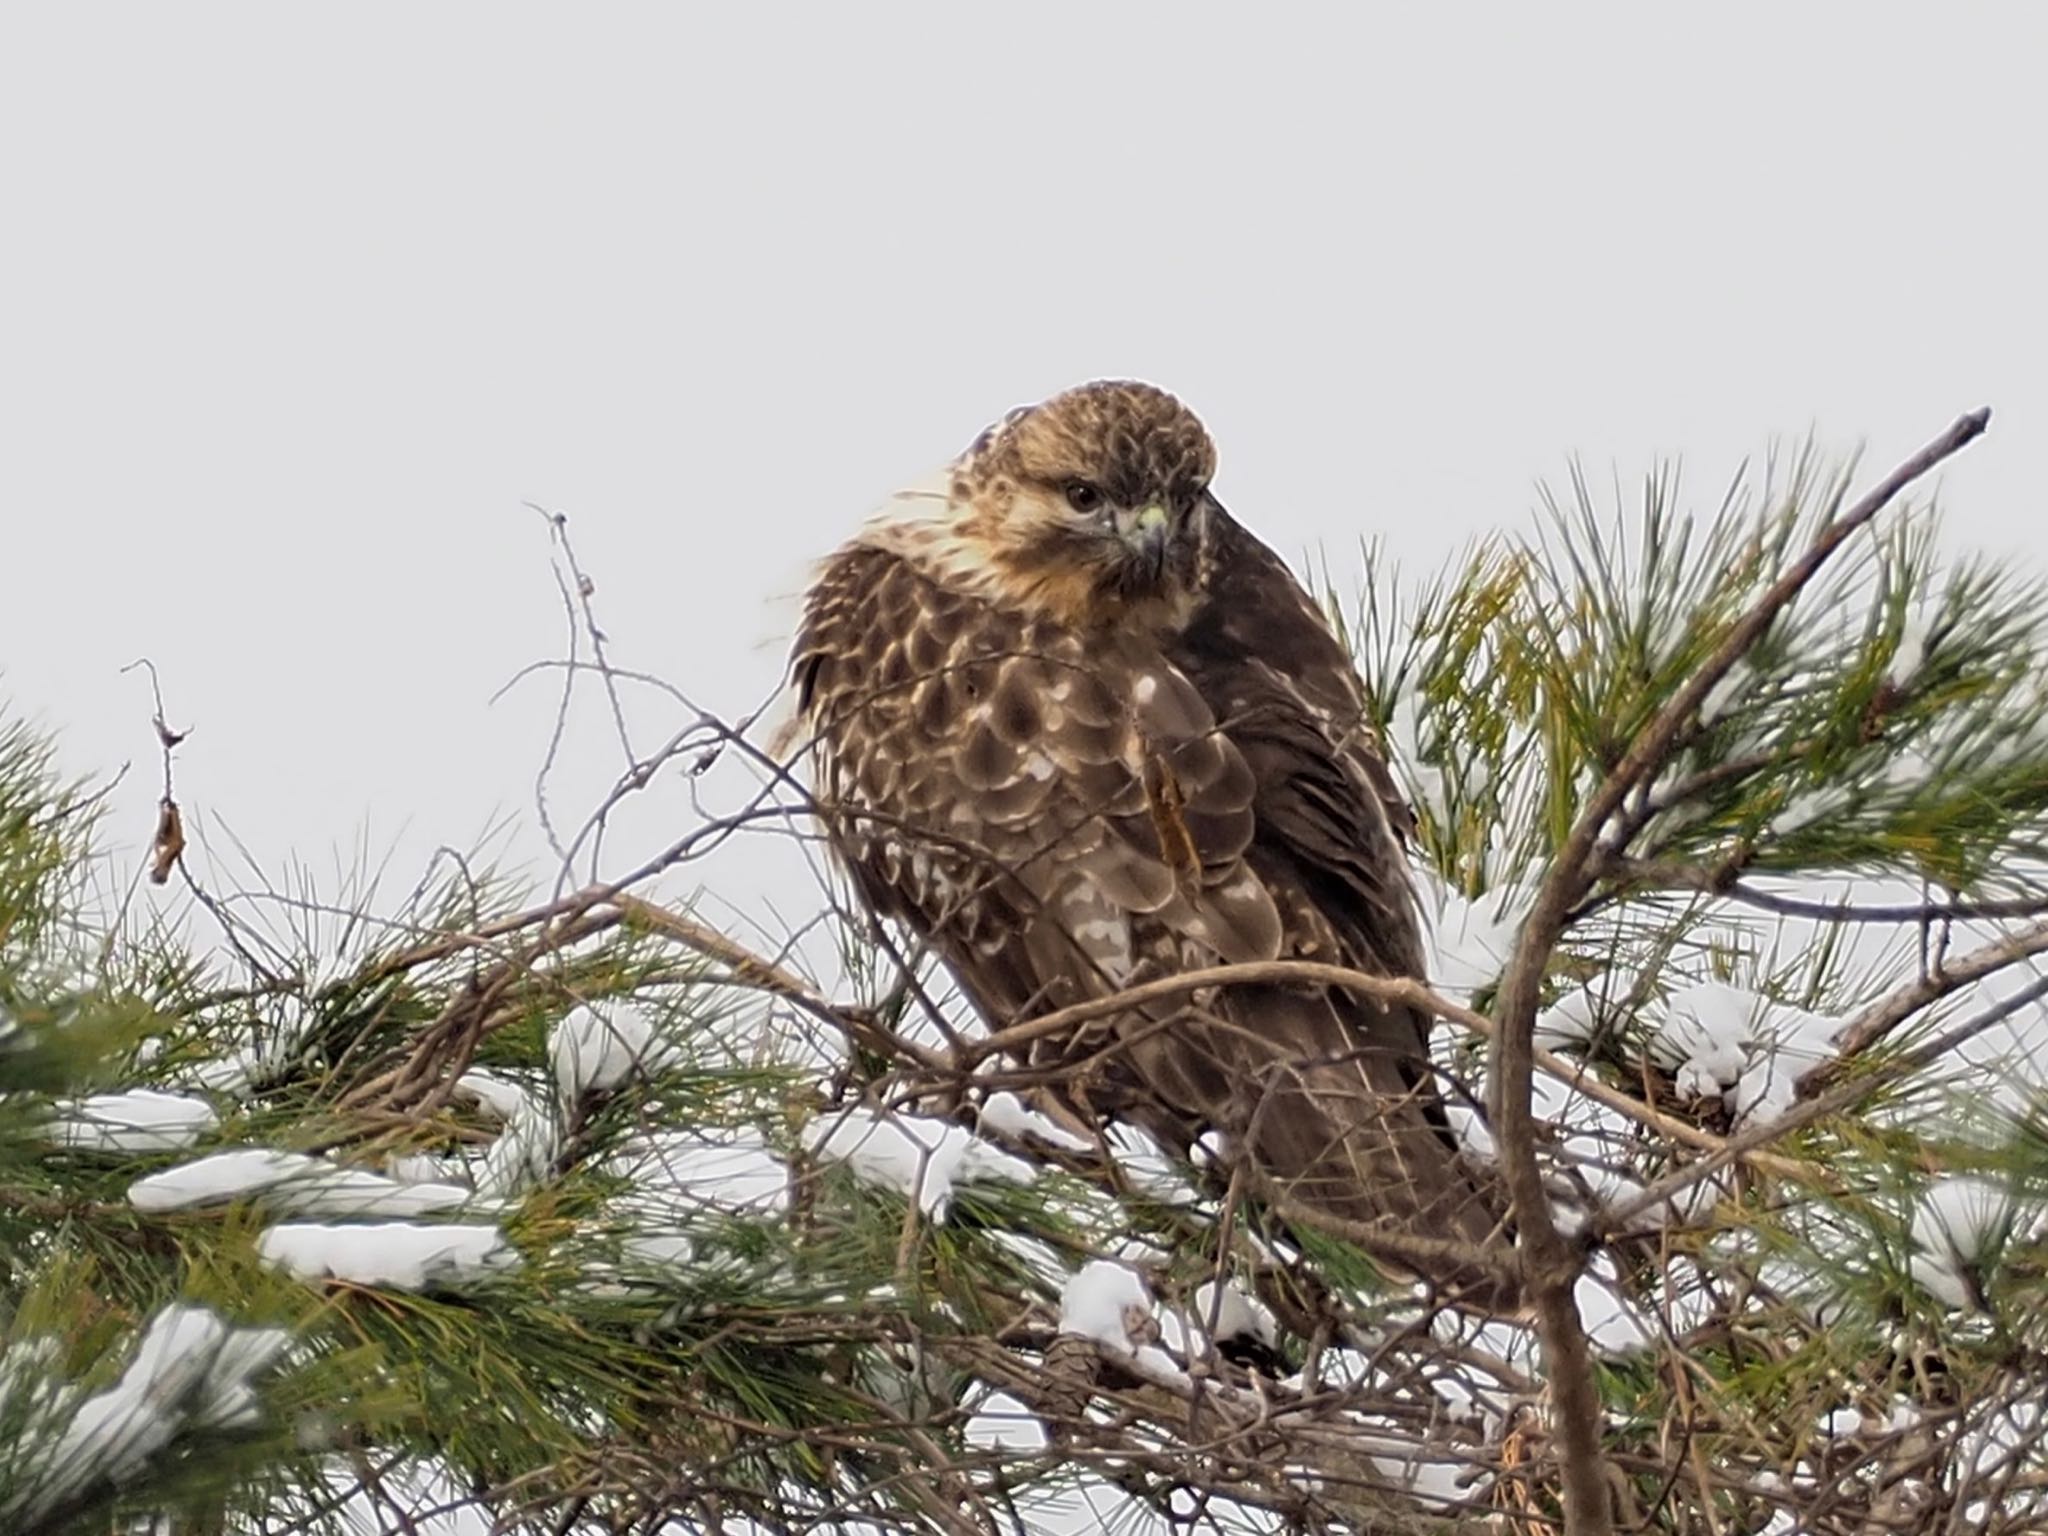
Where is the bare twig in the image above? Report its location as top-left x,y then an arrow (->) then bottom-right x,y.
1807,916 -> 2048,1085
118,657 -> 189,886
615,894 -> 948,1072
112,657 -> 289,986
1594,853 -> 2048,926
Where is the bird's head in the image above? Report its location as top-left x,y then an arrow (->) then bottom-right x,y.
950,380 -> 1219,631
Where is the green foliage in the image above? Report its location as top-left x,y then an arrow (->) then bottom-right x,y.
9,424 -> 2048,1534
1342,443 -> 2048,908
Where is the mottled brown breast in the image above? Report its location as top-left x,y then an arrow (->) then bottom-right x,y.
791,540 -> 1283,1029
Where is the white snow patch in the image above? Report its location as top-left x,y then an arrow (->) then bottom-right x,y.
257,1222 -> 519,1291
1534,973 -> 1639,1053
1652,981 -> 1841,1125
549,1003 -> 667,1100
1126,1343 -> 1192,1392
1821,1400 -> 1920,1438
1653,982 -> 1753,1100
1192,1279 -> 1277,1347
1388,687 -> 1450,819
0,1305 -> 288,1528
801,1106 -> 1035,1221
473,1091 -> 562,1203
977,1091 -> 1090,1151
48,1090 -> 218,1153
1424,883 -> 1529,997
1534,992 -> 1602,1053
1822,1405 -> 1865,1438
128,1149 -> 472,1217
1911,1176 -> 2023,1309
1058,1260 -> 1153,1355
1916,1176 -> 2020,1263
1731,998 -> 1841,1126
453,1069 -> 531,1122
965,1389 -> 1047,1452
172,996 -> 324,1100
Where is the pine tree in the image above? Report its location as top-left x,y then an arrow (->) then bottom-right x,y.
7,407 -> 2048,1535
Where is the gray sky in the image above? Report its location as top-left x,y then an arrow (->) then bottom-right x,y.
3,5 -> 2043,940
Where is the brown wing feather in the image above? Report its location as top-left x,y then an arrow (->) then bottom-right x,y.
796,527 -> 1510,1307
1165,506 -> 1509,1294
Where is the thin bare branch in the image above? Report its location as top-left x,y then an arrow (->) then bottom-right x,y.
1595,853 -> 2048,926
1807,916 -> 2048,1084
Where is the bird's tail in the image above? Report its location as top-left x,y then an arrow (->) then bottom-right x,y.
1240,1050 -> 1522,1313
1108,983 -> 1522,1312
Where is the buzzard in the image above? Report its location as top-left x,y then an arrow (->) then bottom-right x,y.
790,380 -> 1512,1308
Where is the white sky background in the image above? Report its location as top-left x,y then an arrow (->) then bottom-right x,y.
2,12 -> 2045,1534
3,5 -> 2046,953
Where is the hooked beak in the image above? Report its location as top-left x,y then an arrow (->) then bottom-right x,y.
1114,502 -> 1172,557
1122,501 -> 1171,581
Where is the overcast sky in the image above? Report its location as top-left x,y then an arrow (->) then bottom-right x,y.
3,6 -> 2043,951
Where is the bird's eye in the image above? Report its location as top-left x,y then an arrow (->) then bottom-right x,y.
1063,482 -> 1104,514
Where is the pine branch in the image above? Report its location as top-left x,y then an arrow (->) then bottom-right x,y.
17,403 -> 2048,1535
1490,407 -> 1992,1536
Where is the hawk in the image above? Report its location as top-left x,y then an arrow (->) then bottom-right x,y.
790,380 -> 1513,1308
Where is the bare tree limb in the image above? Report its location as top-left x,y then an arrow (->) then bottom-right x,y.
1593,852 -> 2048,926
1806,916 -> 2048,1085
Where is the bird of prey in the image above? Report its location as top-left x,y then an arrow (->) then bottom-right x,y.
789,380 -> 1513,1308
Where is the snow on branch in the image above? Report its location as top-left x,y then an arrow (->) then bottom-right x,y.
128,1148 -> 472,1218
255,1222 -> 520,1292
801,1105 -> 1036,1221
0,1304 -> 288,1532
45,1090 -> 217,1153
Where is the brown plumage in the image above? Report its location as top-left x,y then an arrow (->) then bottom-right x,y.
791,379 -> 1514,1309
